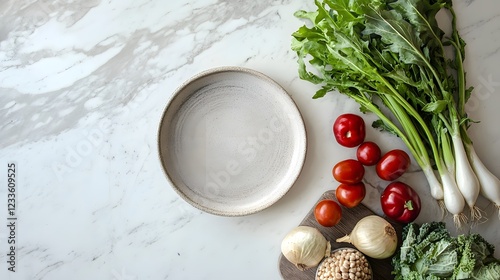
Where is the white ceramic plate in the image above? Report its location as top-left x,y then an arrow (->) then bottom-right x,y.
158,67 -> 306,216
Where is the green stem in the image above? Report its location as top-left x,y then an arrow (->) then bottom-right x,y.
348,94 -> 426,168
440,127 -> 455,177
376,75 -> 445,173
448,22 -> 474,146
316,2 -> 446,175
449,7 -> 466,117
380,95 -> 426,161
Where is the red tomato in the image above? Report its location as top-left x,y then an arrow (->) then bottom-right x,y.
332,159 -> 365,184
381,181 -> 421,223
314,199 -> 342,227
336,182 -> 366,208
356,141 -> 382,166
376,149 -> 410,181
333,114 -> 366,148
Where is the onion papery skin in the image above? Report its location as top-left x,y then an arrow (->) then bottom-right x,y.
336,215 -> 398,259
281,226 -> 331,270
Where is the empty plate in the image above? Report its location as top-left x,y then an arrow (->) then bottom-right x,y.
157,66 -> 306,216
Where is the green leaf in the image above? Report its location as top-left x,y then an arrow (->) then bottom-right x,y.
363,7 -> 427,66
422,100 -> 448,114
290,0 -> 475,183
372,119 -> 398,136
393,222 -> 500,279
464,86 -> 474,104
471,262 -> 500,280
322,0 -> 358,22
389,0 -> 448,50
294,10 -> 319,24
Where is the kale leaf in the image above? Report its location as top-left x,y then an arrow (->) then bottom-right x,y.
393,222 -> 500,280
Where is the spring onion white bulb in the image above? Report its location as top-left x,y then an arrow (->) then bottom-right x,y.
336,215 -> 397,259
440,167 -> 467,228
423,165 -> 445,216
451,134 -> 482,221
281,226 -> 331,271
467,144 -> 500,220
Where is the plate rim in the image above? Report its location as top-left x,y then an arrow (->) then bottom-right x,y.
157,66 -> 307,216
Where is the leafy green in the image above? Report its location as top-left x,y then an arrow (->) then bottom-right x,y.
393,222 -> 500,280
291,0 -> 489,224
291,0 -> 443,172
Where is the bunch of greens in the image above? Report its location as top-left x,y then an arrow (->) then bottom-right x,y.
393,222 -> 500,279
291,0 -> 500,226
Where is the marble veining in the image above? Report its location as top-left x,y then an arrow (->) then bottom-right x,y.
1,0 -> 500,279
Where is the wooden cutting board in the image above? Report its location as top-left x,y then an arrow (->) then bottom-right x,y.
278,190 -> 403,280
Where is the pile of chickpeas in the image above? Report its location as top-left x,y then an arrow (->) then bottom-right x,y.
316,248 -> 372,280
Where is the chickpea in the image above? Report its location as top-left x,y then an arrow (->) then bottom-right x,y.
316,248 -> 372,280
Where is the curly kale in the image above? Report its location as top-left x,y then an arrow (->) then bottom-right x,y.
393,222 -> 500,280
453,233 -> 499,279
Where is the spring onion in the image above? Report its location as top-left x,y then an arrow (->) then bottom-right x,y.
291,0 -> 500,226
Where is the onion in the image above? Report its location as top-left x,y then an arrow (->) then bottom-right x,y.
336,215 -> 397,259
281,226 -> 331,270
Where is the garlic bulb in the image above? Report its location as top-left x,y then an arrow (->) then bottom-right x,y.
281,226 -> 331,270
336,215 -> 397,259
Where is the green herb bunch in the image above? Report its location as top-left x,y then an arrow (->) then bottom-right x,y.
291,0 -> 500,226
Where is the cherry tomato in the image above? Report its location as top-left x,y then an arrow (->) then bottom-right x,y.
336,182 -> 366,208
333,114 -> 366,148
376,149 -> 411,181
332,159 -> 365,184
381,181 -> 421,223
356,141 -> 382,166
314,199 -> 342,227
